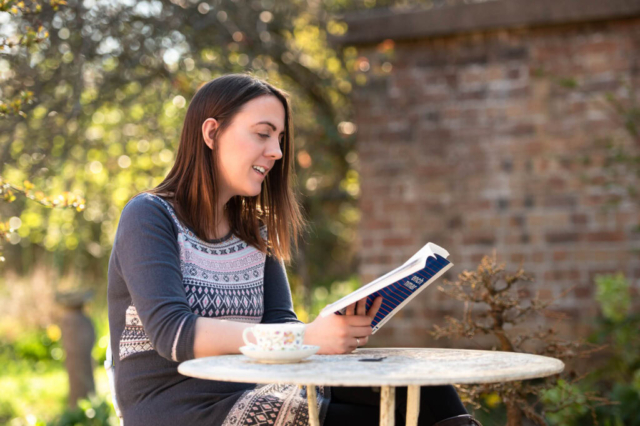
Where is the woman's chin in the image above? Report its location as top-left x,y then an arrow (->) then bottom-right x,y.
241,186 -> 262,197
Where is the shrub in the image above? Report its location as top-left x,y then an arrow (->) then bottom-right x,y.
431,254 -> 607,426
48,394 -> 117,426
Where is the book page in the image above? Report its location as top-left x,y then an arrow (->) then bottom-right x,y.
320,242 -> 450,319
320,257 -> 423,316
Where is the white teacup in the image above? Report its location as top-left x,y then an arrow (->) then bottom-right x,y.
242,323 -> 306,352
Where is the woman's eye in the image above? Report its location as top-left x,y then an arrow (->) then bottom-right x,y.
259,133 -> 284,144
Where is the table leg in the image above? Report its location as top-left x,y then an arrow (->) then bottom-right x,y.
380,386 -> 395,426
405,385 -> 420,426
305,385 -> 320,426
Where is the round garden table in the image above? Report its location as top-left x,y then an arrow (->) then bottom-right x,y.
178,347 -> 564,426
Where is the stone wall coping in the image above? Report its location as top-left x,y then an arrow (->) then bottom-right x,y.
329,0 -> 640,46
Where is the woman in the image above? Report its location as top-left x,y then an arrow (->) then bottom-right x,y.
107,73 -> 481,426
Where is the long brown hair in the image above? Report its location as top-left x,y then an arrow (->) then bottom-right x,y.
143,73 -> 307,263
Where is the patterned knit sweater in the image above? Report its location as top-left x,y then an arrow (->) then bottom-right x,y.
107,193 -> 331,426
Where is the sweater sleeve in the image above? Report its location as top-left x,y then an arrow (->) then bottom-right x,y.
113,194 -> 197,362
261,253 -> 304,325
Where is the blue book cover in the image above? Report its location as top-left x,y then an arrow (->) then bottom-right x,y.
319,243 -> 453,333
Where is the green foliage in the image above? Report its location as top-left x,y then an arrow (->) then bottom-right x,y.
1,325 -> 64,364
289,273 -> 361,322
0,91 -> 34,118
565,273 -> 640,426
0,398 -> 18,425
0,361 -> 68,425
0,319 -> 116,425
0,325 -> 67,425
310,275 -> 361,317
540,380 -> 592,425
0,0 -> 66,117
13,331 -> 61,363
90,311 -> 110,366
591,274 -> 639,378
48,394 -> 116,426
595,272 -> 630,323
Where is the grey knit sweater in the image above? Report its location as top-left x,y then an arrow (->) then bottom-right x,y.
107,193 -> 331,426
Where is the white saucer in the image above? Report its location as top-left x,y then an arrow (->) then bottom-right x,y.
239,345 -> 320,364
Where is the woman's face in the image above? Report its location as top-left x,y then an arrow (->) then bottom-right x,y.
203,95 -> 285,202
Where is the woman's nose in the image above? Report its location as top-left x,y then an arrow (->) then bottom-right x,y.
266,140 -> 283,160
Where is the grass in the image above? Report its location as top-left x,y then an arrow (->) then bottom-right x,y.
0,360 -> 115,425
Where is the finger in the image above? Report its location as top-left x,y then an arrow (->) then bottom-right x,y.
345,315 -> 374,327
367,296 -> 384,319
356,298 -> 367,316
345,302 -> 356,316
348,324 -> 373,337
358,336 -> 369,347
341,337 -> 357,354
354,325 -> 373,336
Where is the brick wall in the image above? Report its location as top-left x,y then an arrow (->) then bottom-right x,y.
350,13 -> 640,347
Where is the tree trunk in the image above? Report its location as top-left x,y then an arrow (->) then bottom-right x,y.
58,290 -> 96,408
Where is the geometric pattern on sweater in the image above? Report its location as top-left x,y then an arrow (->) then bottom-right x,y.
222,384 -> 329,426
119,305 -> 155,360
186,284 -> 264,319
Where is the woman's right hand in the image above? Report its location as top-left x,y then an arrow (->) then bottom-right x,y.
303,296 -> 383,355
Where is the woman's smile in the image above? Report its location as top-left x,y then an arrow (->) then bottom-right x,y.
252,167 -> 266,178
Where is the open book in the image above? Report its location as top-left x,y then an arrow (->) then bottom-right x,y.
319,242 -> 453,334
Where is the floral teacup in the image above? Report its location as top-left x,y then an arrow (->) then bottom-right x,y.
242,323 -> 306,351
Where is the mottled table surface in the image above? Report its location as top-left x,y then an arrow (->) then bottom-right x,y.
178,347 -> 565,386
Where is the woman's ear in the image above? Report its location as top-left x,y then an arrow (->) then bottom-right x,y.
202,118 -> 219,150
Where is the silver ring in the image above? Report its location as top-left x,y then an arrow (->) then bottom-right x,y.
356,337 -> 360,347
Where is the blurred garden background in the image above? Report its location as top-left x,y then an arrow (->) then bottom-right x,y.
1,0 -> 639,425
